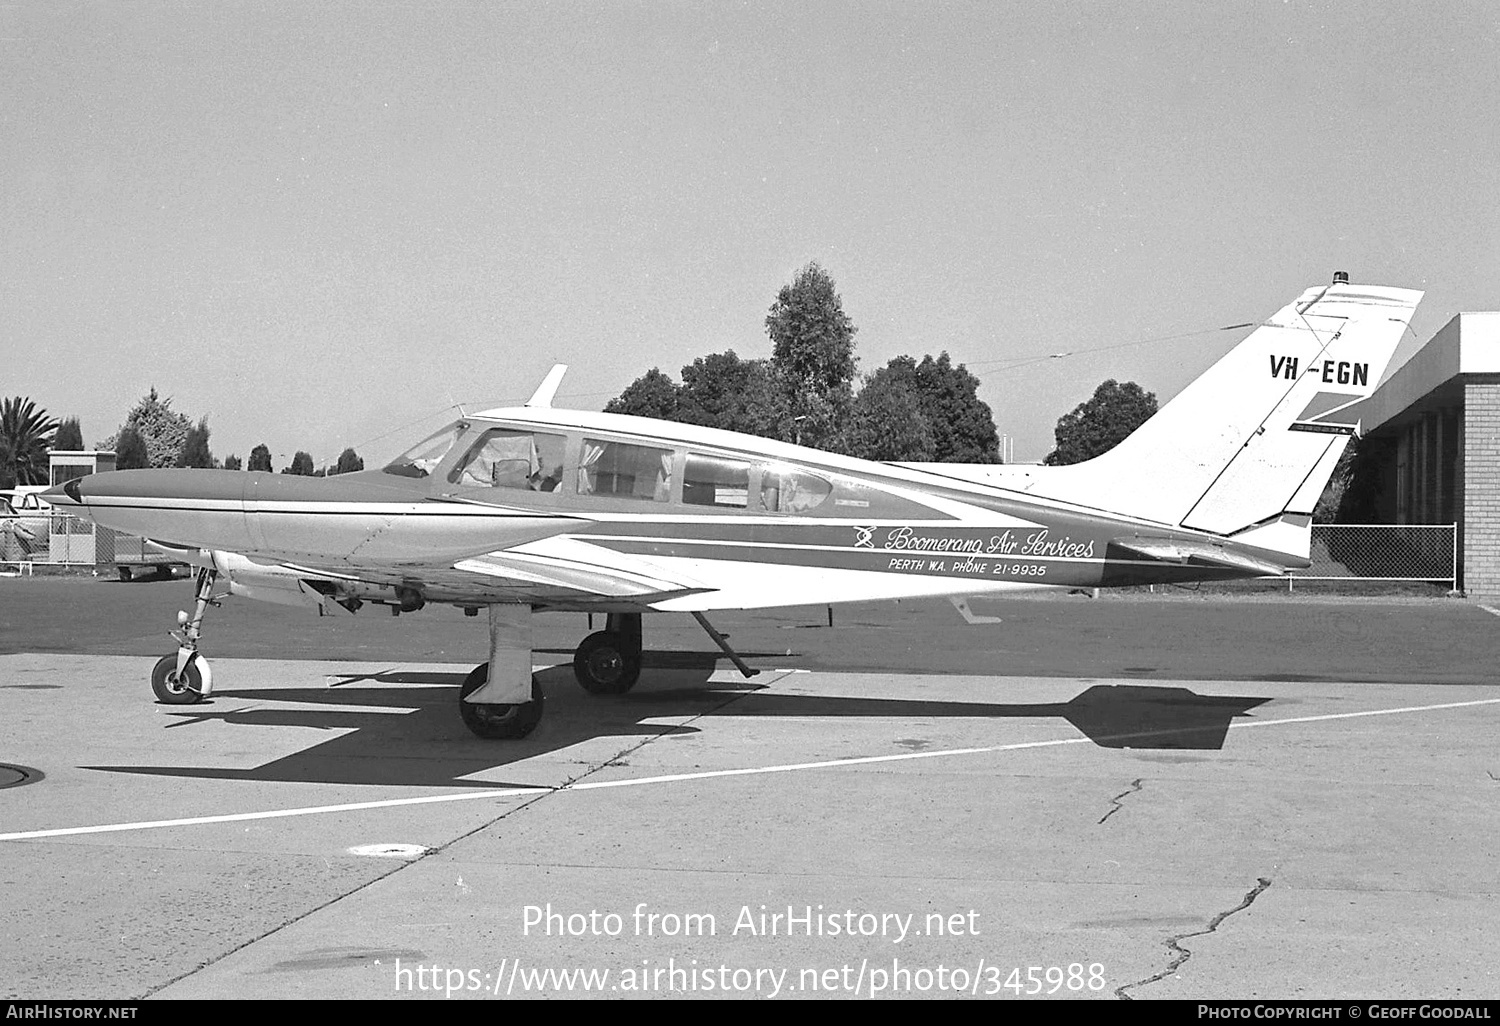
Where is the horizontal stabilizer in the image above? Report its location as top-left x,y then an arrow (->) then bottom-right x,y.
1112,536 -> 1299,577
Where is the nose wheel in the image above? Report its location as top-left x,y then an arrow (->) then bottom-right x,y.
151,652 -> 211,704
151,567 -> 221,705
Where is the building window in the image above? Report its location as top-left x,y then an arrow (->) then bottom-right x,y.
51,464 -> 90,485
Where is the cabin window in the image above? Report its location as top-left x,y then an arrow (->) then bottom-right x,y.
683,455 -> 750,508
449,430 -> 567,491
383,424 -> 464,478
760,466 -> 831,513
578,439 -> 673,501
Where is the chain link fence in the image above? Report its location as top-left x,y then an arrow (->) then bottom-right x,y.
0,513 -> 174,574
1299,524 -> 1457,585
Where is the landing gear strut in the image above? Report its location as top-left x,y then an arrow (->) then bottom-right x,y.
151,567 -> 219,705
570,611 -> 759,697
460,604 -> 545,739
459,607 -> 761,739
459,664 -> 544,739
573,613 -> 643,695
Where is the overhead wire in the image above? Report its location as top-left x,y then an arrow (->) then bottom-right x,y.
965,321 -> 1259,373
304,320 -> 1265,468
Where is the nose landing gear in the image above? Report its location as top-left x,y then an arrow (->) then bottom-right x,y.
150,567 -> 221,705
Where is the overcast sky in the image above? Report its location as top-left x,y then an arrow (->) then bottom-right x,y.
5,1 -> 1498,466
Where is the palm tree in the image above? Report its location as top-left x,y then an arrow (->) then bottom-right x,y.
0,397 -> 60,488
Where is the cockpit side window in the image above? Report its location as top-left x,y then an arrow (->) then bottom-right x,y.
383,424 -> 465,478
449,430 -> 568,492
578,439 -> 673,501
760,465 -> 831,514
683,455 -> 750,508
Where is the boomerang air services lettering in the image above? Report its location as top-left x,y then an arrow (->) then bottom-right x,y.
876,526 -> 1095,576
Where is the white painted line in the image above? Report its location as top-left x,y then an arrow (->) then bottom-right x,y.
0,786 -> 550,841
3,695 -> 1497,844
1478,605 -> 1500,618
1232,696 -> 1500,730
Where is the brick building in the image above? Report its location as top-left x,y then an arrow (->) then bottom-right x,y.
1358,312 -> 1500,595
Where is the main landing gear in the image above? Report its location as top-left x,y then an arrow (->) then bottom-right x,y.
150,567 -> 221,705
458,608 -> 760,740
573,613 -> 643,695
459,610 -> 648,742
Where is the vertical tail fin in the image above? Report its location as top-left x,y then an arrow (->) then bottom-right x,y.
1035,279 -> 1422,546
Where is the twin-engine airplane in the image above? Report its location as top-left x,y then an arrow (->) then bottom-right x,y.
48,276 -> 1421,739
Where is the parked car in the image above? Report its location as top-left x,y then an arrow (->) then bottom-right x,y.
0,494 -> 41,557
0,488 -> 53,539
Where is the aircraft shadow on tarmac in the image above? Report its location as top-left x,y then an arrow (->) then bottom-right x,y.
84,652 -> 1271,788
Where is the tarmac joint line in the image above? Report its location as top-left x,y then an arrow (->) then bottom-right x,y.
1115,876 -> 1273,1000
138,672 -> 799,999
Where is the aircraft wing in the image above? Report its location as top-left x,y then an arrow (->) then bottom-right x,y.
194,534 -> 715,613
453,537 -> 713,601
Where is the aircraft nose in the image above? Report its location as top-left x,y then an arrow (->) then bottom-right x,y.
42,480 -> 83,506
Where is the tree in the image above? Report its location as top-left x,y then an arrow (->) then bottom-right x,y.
864,353 -> 1000,463
248,444 -> 273,473
55,417 -> 85,452
176,418 -> 214,468
677,351 -> 783,438
114,425 -> 149,470
844,370 -> 937,461
333,447 -> 364,475
765,262 -> 858,450
103,388 -> 192,469
223,454 -> 243,471
604,368 -> 683,420
1334,435 -> 1395,523
1044,380 -> 1158,466
0,397 -> 59,488
282,451 -> 314,476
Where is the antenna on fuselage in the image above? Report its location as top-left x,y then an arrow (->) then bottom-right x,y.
525,364 -> 569,408
443,388 -> 467,417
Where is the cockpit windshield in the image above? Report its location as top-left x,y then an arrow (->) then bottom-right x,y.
382,423 -> 465,478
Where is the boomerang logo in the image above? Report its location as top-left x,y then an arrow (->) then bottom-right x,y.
852,525 -> 876,549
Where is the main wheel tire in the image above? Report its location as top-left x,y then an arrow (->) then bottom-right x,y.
572,631 -> 641,695
151,653 -> 207,705
459,663 -> 545,739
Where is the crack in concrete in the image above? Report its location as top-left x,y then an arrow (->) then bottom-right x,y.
1115,876 -> 1273,1000
1098,777 -> 1143,824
